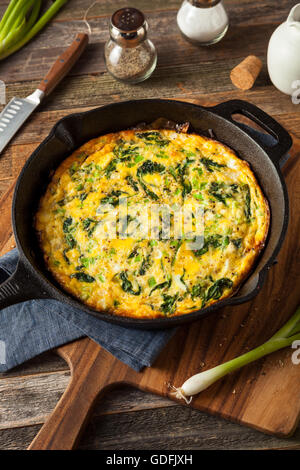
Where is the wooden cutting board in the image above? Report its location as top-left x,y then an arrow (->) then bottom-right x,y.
0,136 -> 299,450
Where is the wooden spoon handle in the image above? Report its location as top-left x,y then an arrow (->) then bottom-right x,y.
27,338 -> 135,450
38,33 -> 89,97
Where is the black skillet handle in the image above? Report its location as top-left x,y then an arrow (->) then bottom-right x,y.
209,100 -> 293,165
0,259 -> 49,310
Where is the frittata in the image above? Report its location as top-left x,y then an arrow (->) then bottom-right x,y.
35,129 -> 270,318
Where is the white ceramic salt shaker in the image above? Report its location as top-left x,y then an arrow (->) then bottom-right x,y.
177,0 -> 229,45
267,3 -> 300,95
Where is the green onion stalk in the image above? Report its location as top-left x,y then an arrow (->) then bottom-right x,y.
0,0 -> 69,60
172,306 -> 300,403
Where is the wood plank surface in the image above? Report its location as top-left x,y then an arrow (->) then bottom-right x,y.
0,0 -> 299,450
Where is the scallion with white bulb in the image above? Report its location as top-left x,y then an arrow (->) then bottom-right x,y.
172,306 -> 300,403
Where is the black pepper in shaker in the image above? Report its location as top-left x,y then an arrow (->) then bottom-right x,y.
104,7 -> 157,84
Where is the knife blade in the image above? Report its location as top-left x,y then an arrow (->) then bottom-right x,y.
0,33 -> 89,154
0,90 -> 44,153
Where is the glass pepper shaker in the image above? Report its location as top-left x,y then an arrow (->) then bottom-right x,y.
104,7 -> 157,84
177,0 -> 229,45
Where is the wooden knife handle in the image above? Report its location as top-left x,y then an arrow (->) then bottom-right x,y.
38,33 -> 89,97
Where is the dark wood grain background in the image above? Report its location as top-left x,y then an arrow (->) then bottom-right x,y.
0,0 -> 299,450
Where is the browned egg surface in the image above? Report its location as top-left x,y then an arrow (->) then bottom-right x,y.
35,130 -> 269,318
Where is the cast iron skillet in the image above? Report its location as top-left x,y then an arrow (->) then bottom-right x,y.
0,99 -> 292,328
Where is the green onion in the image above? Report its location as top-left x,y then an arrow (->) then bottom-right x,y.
148,276 -> 156,288
172,306 -> 300,403
0,0 -> 68,60
134,155 -> 144,163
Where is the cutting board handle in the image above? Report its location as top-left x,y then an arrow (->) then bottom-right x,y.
27,337 -> 135,450
38,33 -> 89,97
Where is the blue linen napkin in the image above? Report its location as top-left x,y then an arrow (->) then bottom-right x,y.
0,128 -> 282,373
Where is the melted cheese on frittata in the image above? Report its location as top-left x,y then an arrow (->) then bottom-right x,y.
35,130 -> 269,318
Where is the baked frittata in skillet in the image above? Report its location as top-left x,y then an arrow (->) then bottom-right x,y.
35,129 -> 269,318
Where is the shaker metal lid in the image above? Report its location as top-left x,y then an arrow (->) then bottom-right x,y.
112,8 -> 145,33
191,0 -> 221,7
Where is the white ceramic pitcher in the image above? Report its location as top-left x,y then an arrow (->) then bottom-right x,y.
267,3 -> 300,95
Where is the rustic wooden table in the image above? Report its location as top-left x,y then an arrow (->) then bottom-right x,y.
0,0 -> 299,450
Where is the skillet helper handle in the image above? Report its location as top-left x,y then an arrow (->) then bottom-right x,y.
38,33 -> 89,97
0,259 -> 49,310
210,99 -> 293,165
28,338 -> 132,450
